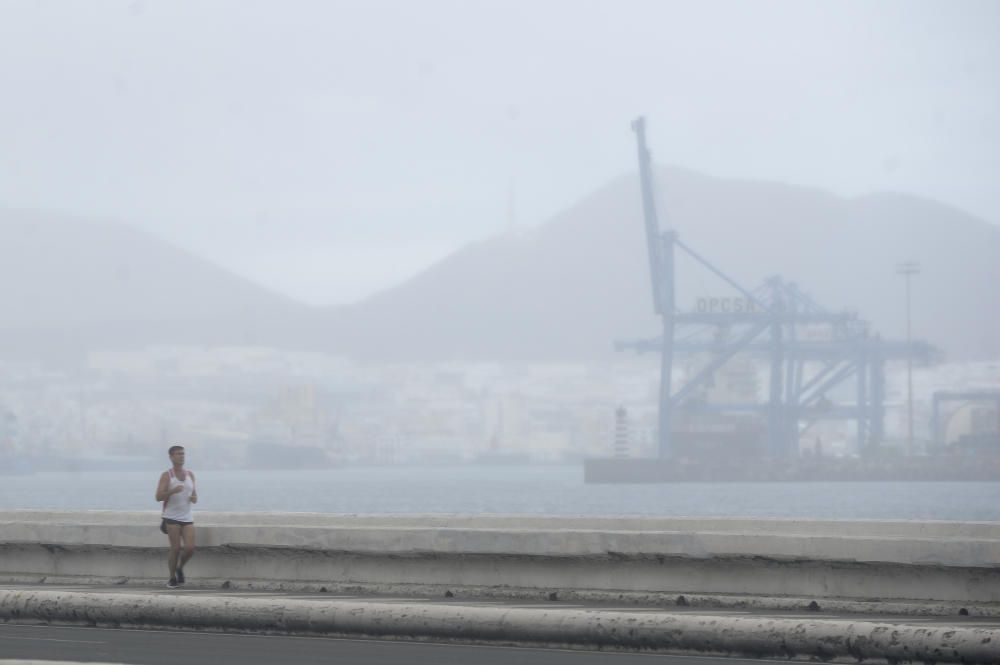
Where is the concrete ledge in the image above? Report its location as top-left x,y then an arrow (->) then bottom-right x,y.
2,589 -> 998,663
4,511 -> 1000,566
3,511 -> 999,604
7,510 -> 1000,539
3,574 -> 998,619
4,543 -> 999,605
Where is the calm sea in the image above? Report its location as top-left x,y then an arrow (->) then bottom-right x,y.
3,465 -> 999,521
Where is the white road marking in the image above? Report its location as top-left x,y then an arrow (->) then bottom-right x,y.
0,635 -> 105,644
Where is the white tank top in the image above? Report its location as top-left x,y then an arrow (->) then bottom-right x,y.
162,468 -> 195,522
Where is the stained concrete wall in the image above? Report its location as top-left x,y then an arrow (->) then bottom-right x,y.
2,511 -> 998,603
3,589 -> 1000,664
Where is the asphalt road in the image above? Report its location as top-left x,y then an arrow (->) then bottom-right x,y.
0,623 -> 778,665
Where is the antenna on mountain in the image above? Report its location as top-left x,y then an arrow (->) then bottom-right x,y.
505,105 -> 519,235
506,175 -> 517,233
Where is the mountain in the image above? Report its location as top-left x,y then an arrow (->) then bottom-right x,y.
0,209 -> 320,361
325,167 -> 1000,361
3,167 -> 998,364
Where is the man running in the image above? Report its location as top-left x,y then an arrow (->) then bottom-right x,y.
155,445 -> 198,588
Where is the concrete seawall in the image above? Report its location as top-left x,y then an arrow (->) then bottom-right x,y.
3,511 -> 1000,662
2,589 -> 999,663
2,511 -> 999,605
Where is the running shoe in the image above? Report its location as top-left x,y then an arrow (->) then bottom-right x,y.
176,567 -> 185,585
166,577 -> 178,589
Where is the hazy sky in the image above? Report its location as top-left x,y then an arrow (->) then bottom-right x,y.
1,0 -> 997,305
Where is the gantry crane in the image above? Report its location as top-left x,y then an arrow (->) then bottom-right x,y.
620,117 -> 935,458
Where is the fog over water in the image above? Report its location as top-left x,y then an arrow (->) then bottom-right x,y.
5,467 -> 1000,521
1,2 -> 998,515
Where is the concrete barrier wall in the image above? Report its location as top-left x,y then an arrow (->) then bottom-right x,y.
4,589 -> 1000,664
2,511 -> 998,603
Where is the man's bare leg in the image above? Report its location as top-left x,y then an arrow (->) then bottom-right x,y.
166,524 -> 182,584
178,524 -> 196,581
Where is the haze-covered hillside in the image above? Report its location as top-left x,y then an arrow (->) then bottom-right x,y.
4,167 -> 997,364
0,210 -> 319,360
325,168 -> 1000,361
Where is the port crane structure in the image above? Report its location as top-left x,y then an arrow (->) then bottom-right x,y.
619,117 -> 935,458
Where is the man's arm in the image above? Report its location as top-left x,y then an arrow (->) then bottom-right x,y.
189,471 -> 198,504
155,471 -> 170,502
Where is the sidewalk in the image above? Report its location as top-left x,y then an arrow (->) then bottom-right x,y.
1,584 -> 998,663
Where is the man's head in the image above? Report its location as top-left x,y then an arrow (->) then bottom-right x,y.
168,445 -> 185,465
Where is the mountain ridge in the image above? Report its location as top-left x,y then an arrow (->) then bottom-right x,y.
3,167 -> 998,362
322,166 -> 1000,361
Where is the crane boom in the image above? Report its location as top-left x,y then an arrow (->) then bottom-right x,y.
631,116 -> 665,316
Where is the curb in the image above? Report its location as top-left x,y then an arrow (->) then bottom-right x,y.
2,590 -> 999,663
4,576 -> 996,619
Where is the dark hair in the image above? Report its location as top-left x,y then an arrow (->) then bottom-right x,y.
168,445 -> 185,456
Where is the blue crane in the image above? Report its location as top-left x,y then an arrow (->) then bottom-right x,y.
621,118 -> 936,459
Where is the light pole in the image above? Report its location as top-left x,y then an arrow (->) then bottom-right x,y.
896,260 -> 920,456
